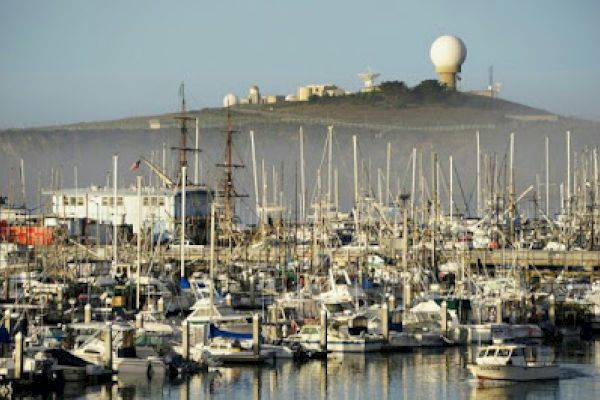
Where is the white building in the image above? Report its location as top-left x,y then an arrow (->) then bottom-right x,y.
46,186 -> 212,236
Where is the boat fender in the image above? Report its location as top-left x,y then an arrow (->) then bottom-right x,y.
147,362 -> 152,379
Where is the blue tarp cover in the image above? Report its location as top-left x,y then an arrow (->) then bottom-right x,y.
0,324 -> 10,343
209,324 -> 253,340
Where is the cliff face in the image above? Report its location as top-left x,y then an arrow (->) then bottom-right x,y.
1,99 -> 598,216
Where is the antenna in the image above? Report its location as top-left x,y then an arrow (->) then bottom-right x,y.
488,65 -> 494,95
358,67 -> 380,91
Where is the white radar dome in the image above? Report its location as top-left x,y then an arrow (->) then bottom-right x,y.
222,93 -> 238,108
430,35 -> 467,71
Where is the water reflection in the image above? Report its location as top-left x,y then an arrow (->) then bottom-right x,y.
469,381 -> 560,400
27,340 -> 600,400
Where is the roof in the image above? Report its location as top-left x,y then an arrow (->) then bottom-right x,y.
43,185 -> 210,197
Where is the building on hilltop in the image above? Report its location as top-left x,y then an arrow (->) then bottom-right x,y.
296,84 -> 346,101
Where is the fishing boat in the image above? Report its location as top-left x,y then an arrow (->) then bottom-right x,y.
468,344 -> 559,381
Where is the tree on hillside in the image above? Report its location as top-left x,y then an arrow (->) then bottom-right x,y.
379,80 -> 409,94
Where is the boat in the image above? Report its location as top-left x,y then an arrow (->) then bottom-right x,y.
467,344 -> 559,381
71,323 -> 166,377
283,323 -> 383,354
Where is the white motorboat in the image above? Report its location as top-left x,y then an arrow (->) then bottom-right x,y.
468,344 -> 559,381
71,323 -> 166,377
187,337 -> 275,364
283,323 -> 383,353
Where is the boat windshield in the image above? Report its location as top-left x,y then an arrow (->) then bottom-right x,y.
512,348 -> 524,357
485,348 -> 497,357
497,348 -> 511,357
324,302 -> 355,313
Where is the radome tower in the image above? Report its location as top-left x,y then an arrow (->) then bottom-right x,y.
430,35 -> 467,90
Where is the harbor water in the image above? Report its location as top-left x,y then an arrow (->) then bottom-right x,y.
23,339 -> 600,400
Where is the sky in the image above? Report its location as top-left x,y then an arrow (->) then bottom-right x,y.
1,0 -> 599,128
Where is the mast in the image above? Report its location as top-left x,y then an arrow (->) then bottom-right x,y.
411,148 -> 416,220
546,136 -> 550,216
449,155 -> 453,222
509,132 -> 515,241
136,175 -> 142,309
327,125 -> 333,207
112,154 -> 118,268
179,84 -> 187,174
262,159 -> 267,225
353,135 -> 358,205
180,166 -> 186,282
476,131 -> 481,217
300,127 -> 306,223
250,131 -> 259,223
386,142 -> 391,206
19,159 -> 26,208
567,132 -> 572,213
194,118 -> 200,185
162,142 -> 167,188
209,202 -> 215,316
215,108 -> 246,238
334,168 -> 339,211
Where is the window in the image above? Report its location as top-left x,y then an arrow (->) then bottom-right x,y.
158,197 -> 165,206
70,197 -> 76,206
102,197 -> 109,206
117,197 -> 124,206
77,197 -> 84,206
150,197 -> 157,206
478,350 -> 487,358
497,349 -> 511,357
143,197 -> 149,206
485,348 -> 497,357
512,348 -> 524,357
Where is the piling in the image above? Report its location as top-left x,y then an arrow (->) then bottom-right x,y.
548,294 -> 556,326
84,304 -> 92,323
387,294 -> 396,311
3,309 -> 10,333
135,313 -> 144,329
158,297 -> 164,314
252,314 -> 261,356
381,303 -> 389,343
57,286 -> 63,312
440,301 -> 448,333
403,282 -> 412,309
181,320 -> 189,361
250,276 -> 256,307
495,299 -> 503,324
14,331 -> 23,380
320,309 -> 328,352
104,323 -> 113,369
268,304 -> 277,324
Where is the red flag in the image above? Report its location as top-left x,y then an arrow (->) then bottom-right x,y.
130,160 -> 141,171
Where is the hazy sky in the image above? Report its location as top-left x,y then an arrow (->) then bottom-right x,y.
1,1 -> 599,128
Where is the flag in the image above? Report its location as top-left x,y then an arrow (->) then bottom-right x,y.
130,160 -> 141,171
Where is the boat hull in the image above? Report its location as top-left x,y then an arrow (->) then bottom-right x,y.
468,364 -> 559,381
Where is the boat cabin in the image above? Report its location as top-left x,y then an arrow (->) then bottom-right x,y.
475,345 -> 554,367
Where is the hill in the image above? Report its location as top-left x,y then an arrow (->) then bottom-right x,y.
1,91 -> 598,216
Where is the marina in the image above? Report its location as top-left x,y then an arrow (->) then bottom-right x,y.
0,114 -> 599,397
1,3 -> 599,399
